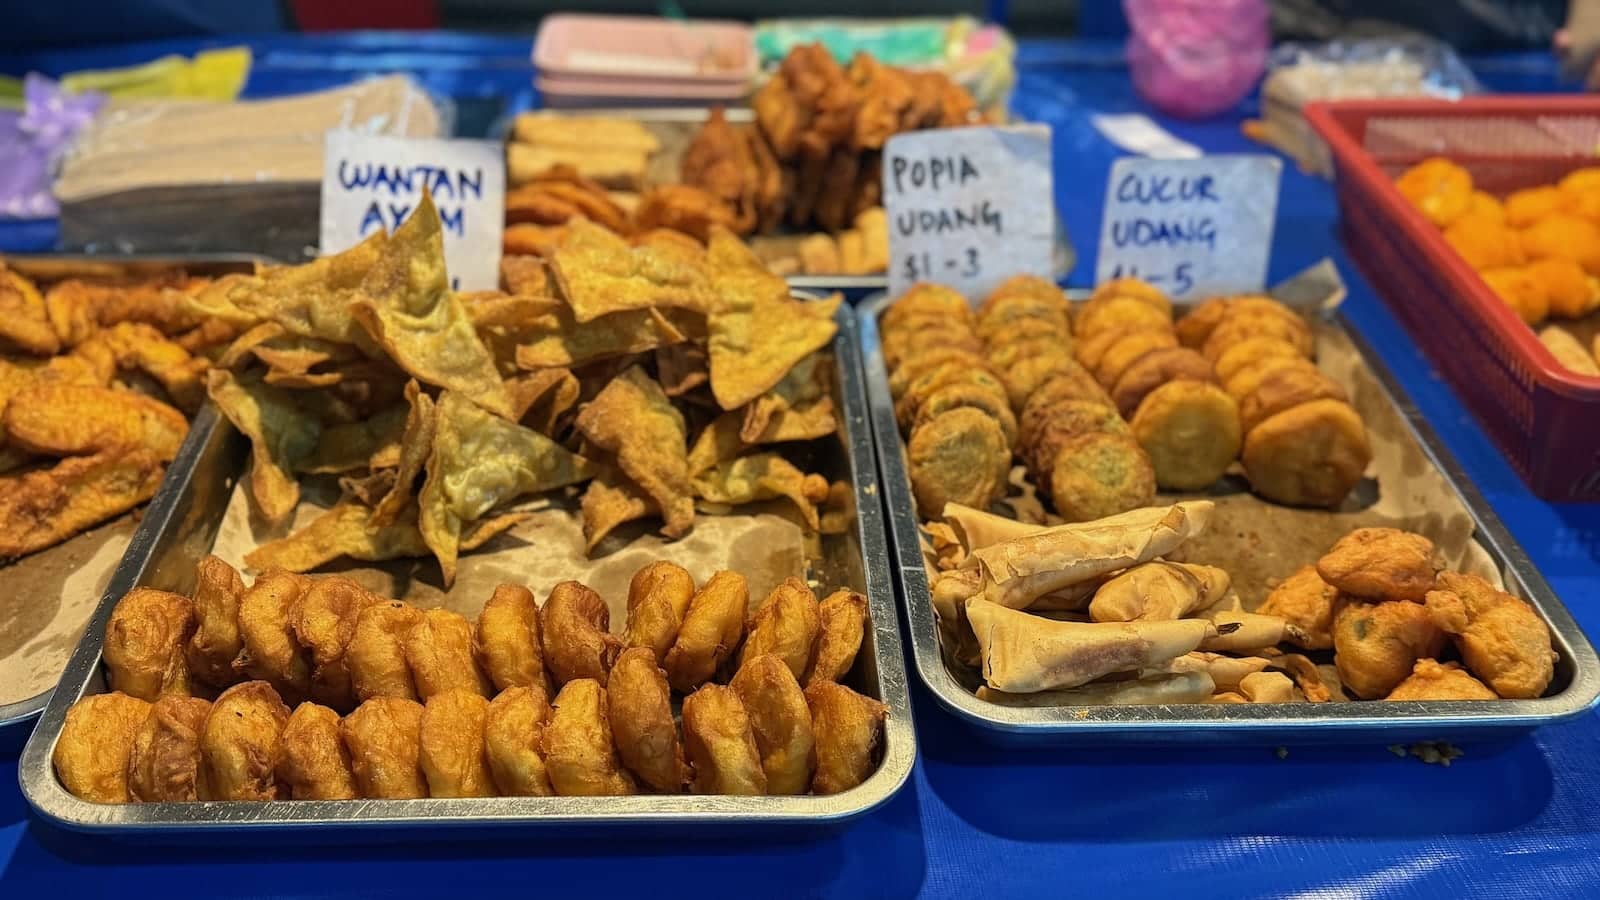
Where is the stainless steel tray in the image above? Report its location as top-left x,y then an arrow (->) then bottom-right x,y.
20,307 -> 915,832
858,291 -> 1600,745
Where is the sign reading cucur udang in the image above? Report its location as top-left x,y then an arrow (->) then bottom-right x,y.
1095,154 -> 1281,300
321,132 -> 505,291
883,124 -> 1055,302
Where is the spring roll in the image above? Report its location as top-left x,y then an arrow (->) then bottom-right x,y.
1087,562 -> 1232,623
976,672 -> 1215,707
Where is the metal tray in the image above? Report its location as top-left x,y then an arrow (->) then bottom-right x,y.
0,254 -> 265,741
19,307 -> 915,833
858,291 -> 1600,745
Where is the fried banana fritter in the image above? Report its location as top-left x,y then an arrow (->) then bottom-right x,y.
341,697 -> 428,799
290,576 -> 383,711
739,576 -> 821,681
0,448 -> 166,560
541,678 -> 636,796
805,589 -> 868,685
53,691 -> 151,804
347,601 -> 424,702
665,570 -> 749,693
275,702 -> 358,800
233,569 -> 313,703
404,608 -> 493,700
126,695 -> 211,802
607,647 -> 689,792
103,588 -> 194,701
185,554 -> 248,688
419,690 -> 496,798
730,654 -> 815,795
805,680 -> 886,796
622,561 -> 696,665
484,686 -> 554,797
201,681 -> 291,801
474,584 -> 549,695
540,580 -> 621,688
682,684 -> 767,795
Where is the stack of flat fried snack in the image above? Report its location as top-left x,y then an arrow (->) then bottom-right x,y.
0,262 -> 243,559
54,555 -> 884,803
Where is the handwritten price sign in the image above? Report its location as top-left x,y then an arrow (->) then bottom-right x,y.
883,124 -> 1055,302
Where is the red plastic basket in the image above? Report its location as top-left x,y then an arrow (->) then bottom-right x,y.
1306,96 -> 1600,502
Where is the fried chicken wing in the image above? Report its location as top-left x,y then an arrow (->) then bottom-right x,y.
484,686 -> 554,797
201,681 -> 291,801
622,561 -> 695,665
419,690 -> 496,798
404,608 -> 493,700
541,678 -> 636,796
275,702 -> 358,800
1332,599 -> 1446,699
681,684 -> 767,795
1384,658 -> 1498,701
289,576 -> 383,712
347,600 -> 424,702
474,584 -> 549,695
103,587 -> 194,701
234,569 -> 313,703
805,589 -> 868,685
126,695 -> 211,802
0,448 -> 166,559
665,570 -> 749,692
730,654 -> 815,795
1258,565 -> 1339,651
606,646 -> 689,792
341,697 -> 428,799
540,581 -> 622,688
1317,528 -> 1437,602
805,680 -> 886,795
185,554 -> 247,688
1425,572 -> 1556,699
738,576 -> 820,682
53,692 -> 151,803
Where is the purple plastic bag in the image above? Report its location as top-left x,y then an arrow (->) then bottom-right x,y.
1124,0 -> 1269,119
0,75 -> 104,219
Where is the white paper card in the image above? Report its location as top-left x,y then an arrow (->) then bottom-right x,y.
1091,113 -> 1202,160
1095,154 -> 1281,300
884,124 -> 1055,301
321,132 -> 505,291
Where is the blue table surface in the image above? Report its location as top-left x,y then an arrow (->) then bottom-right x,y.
5,34 -> 1600,899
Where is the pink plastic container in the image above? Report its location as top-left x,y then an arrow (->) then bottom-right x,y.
534,14 -> 756,86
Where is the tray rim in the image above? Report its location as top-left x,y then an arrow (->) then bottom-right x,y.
19,306 -> 916,831
856,289 -> 1600,739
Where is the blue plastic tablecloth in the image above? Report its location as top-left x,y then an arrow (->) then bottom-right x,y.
5,34 -> 1600,899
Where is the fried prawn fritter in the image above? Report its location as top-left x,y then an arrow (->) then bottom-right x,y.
622,561 -> 696,665
1087,277 -> 1173,316
542,678 -> 637,796
347,601 -> 424,702
805,590 -> 868,685
739,576 -> 821,681
484,686 -> 554,797
1128,380 -> 1240,492
185,554 -> 247,688
912,382 -> 1019,448
1048,432 -> 1156,523
1241,399 -> 1371,508
893,361 -> 1006,429
290,576 -> 382,711
1092,330 -> 1179,389
730,654 -> 815,795
1223,355 -> 1322,402
681,684 -> 767,795
1257,565 -> 1338,650
540,581 -> 621,688
1074,296 -> 1170,340
1384,659 -> 1498,701
404,608 -> 493,700
233,570 -> 312,703
1202,311 -> 1314,363
201,681 -> 291,801
1317,527 -> 1438,602
1237,365 -> 1349,434
1110,347 -> 1214,418
126,695 -> 211,802
1213,336 -> 1304,385
474,584 -> 549,695
341,697 -> 428,799
104,588 -> 194,701
607,647 -> 688,792
54,692 -> 151,804
275,702 -> 358,800
1426,571 -> 1556,699
883,284 -> 972,332
1333,600 -> 1446,699
665,570 -> 750,692
886,348 -> 985,401
419,690 -> 496,798
999,352 -> 1085,413
906,408 -> 1010,515
805,681 -> 886,796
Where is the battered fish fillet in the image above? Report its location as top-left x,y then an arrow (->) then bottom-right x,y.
730,654 -> 815,795
805,590 -> 868,685
44,275 -> 197,345
665,570 -> 749,693
622,561 -> 695,665
1257,565 -> 1338,651
1383,659 -> 1498,701
341,697 -> 428,799
78,322 -> 210,411
419,690 -> 496,798
234,569 -> 313,704
53,692 -> 151,803
1317,528 -> 1438,602
275,702 -> 358,800
1425,572 -> 1556,699
474,584 -> 550,695
541,678 -> 636,796
1332,600 -> 1446,699
0,448 -> 165,559
606,646 -> 689,792
126,695 -> 211,802
738,577 -> 821,682
404,608 -> 494,700
681,684 -> 767,795
3,383 -> 187,460
103,587 -> 194,701
805,681 -> 886,795
185,554 -> 247,688
347,600 -> 424,702
484,686 -> 554,797
201,681 -> 291,801
0,266 -> 60,355
540,581 -> 622,688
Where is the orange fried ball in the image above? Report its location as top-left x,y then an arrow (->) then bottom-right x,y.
1395,158 -> 1472,227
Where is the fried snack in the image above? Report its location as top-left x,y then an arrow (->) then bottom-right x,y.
912,382 -> 1019,447
981,672 -> 1216,707
1538,326 -> 1600,375
1128,380 -> 1240,491
607,647 -> 689,793
1237,364 -> 1349,434
1087,277 -> 1173,316
1198,606 -> 1303,653
1384,659 -> 1498,701
540,580 -> 621,688
103,587 -> 194,701
882,283 -> 972,331
369,381 -> 433,525
726,654 -> 814,795
206,369 -> 320,524
1091,330 -> 1180,389
665,570 -> 750,692
4,383 -> 187,459
201,681 -> 291,801
805,589 -> 868,686
1241,398 -> 1371,507
290,576 -> 382,711
294,406 -> 408,476
1201,312 -> 1314,363
575,366 -> 694,538
1213,336 -> 1304,385
1087,562 -> 1230,623
244,502 -> 526,574
126,695 -> 211,802
551,218 -> 713,324
473,584 -> 548,695
1521,214 -> 1600,274
1395,157 -> 1472,227
347,600 -> 423,702
693,452 -> 829,530
0,265 -> 61,354
623,560 -> 696,665
1426,571 -> 1556,699
503,222 -> 569,256
275,702 -> 358,800
634,184 -> 739,241
1222,355 -> 1323,404
906,408 -> 1011,514
967,598 -> 1217,692
1237,671 -> 1296,703
53,692 -> 151,803
1075,296 -> 1170,340
1504,185 -> 1566,227
484,686 -> 554,797
581,468 -> 656,552
895,362 -> 1008,429
404,607 -> 492,700
341,697 -> 427,799
736,577 -> 822,681
805,681 -> 886,795
185,554 -> 247,688
1047,432 -> 1157,523
234,569 -> 312,703
1528,257 -> 1600,318
418,690 -> 495,798
999,352 -> 1085,413
1316,527 -> 1437,602
681,684 -> 767,795
1258,565 -> 1339,650
1109,347 -> 1214,418
1332,599 -> 1446,699
1444,213 -> 1524,270
541,678 -> 636,796
0,447 -> 166,559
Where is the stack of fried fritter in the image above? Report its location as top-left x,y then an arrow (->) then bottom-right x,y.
54,555 -> 885,803
0,262 -> 236,559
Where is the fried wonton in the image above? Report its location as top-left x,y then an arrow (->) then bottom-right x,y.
693,452 -> 829,530
549,219 -> 715,323
294,405 -> 407,475
686,396 -> 837,476
574,366 -> 694,539
232,231 -> 387,348
506,368 -> 580,436
206,370 -> 321,524
656,343 -> 709,398
243,501 -> 528,574
580,466 -> 657,552
371,380 -> 435,527
419,391 -> 595,585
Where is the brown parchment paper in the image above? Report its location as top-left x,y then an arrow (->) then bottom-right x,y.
209,478 -> 808,634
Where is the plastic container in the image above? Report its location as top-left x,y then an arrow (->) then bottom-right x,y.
534,14 -> 755,95
1306,96 -> 1600,501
